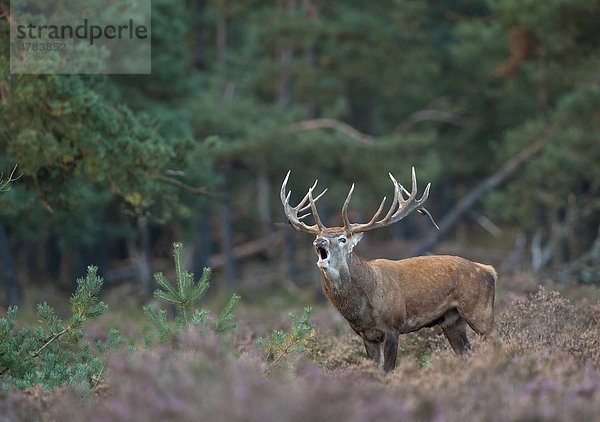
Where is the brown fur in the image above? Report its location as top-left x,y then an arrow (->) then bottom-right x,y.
314,231 -> 497,372
281,171 -> 497,372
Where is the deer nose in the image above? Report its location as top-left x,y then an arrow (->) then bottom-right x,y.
314,238 -> 327,248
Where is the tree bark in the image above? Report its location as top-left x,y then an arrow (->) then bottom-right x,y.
127,216 -> 153,295
190,202 -> 212,276
219,173 -> 237,287
0,224 -> 22,306
216,6 -> 227,67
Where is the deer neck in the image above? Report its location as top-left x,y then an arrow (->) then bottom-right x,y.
319,252 -> 378,326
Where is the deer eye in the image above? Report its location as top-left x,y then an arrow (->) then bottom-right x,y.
338,237 -> 347,243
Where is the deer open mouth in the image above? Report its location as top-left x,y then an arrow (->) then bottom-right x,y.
316,246 -> 329,266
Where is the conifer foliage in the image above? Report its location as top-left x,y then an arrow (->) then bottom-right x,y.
256,306 -> 316,374
0,266 -> 122,389
143,243 -> 240,344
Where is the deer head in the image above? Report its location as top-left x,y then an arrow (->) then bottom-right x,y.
280,168 -> 439,271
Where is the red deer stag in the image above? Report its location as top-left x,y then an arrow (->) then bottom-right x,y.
280,168 -> 497,372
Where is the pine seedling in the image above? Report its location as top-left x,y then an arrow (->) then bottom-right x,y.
145,242 -> 241,344
143,306 -> 175,343
0,266 -> 122,390
257,306 -> 316,375
153,242 -> 210,325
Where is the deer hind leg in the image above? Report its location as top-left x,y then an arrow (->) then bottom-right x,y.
460,296 -> 495,338
362,328 -> 386,367
440,309 -> 470,354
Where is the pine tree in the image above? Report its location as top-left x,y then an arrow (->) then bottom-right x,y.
0,266 -> 123,389
143,243 -> 240,345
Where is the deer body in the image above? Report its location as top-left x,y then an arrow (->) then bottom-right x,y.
281,169 -> 497,372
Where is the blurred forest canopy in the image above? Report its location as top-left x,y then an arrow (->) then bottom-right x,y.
1,0 -> 600,305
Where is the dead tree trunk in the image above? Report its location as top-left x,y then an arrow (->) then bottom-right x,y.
412,136 -> 549,256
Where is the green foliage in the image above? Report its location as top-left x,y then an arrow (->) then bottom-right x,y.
214,293 -> 241,333
256,306 -> 316,374
0,266 -> 122,390
3,0 -> 600,282
143,243 -> 240,345
421,354 -> 431,369
153,242 -> 211,325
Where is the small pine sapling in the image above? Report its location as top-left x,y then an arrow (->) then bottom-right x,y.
256,306 -> 316,374
143,242 -> 241,345
0,266 -> 123,389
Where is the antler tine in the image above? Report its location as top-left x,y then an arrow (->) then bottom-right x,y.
299,186 -> 327,214
280,171 -> 327,234
308,184 -> 326,230
343,183 -> 387,230
363,196 -> 388,226
386,173 -> 402,220
341,183 -> 355,229
347,167 -> 435,234
388,167 -> 426,221
417,207 -> 440,230
400,180 -> 438,229
293,179 -> 319,212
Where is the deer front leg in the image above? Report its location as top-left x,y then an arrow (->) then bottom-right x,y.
383,332 -> 399,373
361,328 -> 385,367
363,339 -> 383,366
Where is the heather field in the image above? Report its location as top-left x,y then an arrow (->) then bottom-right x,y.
2,269 -> 600,422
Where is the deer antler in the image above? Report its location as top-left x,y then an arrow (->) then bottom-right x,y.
280,170 -> 328,234
342,167 -> 439,234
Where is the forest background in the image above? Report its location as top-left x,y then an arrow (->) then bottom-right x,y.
2,1 -> 600,420
3,0 -> 600,306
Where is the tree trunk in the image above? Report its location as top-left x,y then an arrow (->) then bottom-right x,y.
127,216 -> 153,295
278,0 -> 297,109
219,173 -> 237,288
257,165 -> 273,242
283,230 -> 298,285
190,203 -> 212,276
0,225 -> 22,306
216,6 -> 227,67
191,0 -> 206,70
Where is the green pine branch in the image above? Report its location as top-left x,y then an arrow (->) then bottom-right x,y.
145,242 -> 240,345
0,266 -> 121,389
214,293 -> 241,333
257,306 -> 316,375
152,242 -> 211,325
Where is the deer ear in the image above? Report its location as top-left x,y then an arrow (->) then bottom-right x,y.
347,232 -> 364,250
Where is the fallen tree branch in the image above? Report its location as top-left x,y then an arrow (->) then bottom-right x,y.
411,132 -> 552,256
156,175 -> 208,195
556,227 -> 600,283
208,232 -> 286,269
288,118 -> 374,146
393,109 -> 463,134
289,97 -> 462,145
